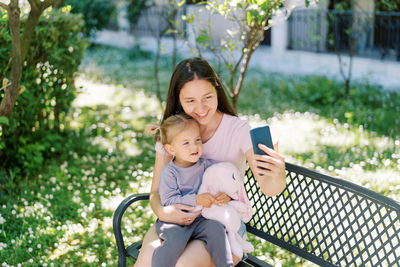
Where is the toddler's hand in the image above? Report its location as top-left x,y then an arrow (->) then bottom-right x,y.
214,192 -> 231,205
196,193 -> 215,208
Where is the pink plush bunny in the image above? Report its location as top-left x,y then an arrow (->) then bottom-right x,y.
195,162 -> 254,258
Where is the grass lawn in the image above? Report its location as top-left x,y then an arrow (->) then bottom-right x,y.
0,44 -> 399,266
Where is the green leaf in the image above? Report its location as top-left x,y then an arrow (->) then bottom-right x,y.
247,11 -> 252,25
165,29 -> 176,34
183,14 -> 194,24
178,0 -> 185,8
196,35 -> 210,44
0,116 -> 9,126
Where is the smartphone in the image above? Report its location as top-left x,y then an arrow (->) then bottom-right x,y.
250,125 -> 273,155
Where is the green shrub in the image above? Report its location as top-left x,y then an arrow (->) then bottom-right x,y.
0,7 -> 87,176
239,71 -> 400,138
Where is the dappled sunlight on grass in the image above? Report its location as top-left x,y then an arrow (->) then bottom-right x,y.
269,111 -> 397,164
79,45 -> 171,105
69,73 -> 163,161
74,77 -> 117,107
334,168 -> 400,201
100,195 -> 125,212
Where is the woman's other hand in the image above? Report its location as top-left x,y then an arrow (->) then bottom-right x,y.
159,203 -> 200,226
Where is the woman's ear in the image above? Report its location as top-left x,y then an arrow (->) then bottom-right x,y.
164,144 -> 175,156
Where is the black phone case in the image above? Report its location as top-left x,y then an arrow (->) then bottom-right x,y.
250,125 -> 273,155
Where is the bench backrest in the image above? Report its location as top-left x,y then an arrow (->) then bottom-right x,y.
244,162 -> 400,267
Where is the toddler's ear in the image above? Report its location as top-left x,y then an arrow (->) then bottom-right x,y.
164,144 -> 175,156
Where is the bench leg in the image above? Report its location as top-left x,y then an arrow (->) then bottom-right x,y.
118,251 -> 127,267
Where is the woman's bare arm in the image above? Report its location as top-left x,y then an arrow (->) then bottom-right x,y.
149,151 -> 171,215
245,142 -> 286,197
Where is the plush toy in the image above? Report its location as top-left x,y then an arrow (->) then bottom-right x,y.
195,162 -> 254,258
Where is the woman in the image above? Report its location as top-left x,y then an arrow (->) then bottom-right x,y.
135,57 -> 286,266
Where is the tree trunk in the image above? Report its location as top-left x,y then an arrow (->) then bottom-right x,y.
229,26 -> 264,113
231,94 -> 239,112
172,32 -> 177,69
344,79 -> 350,98
154,37 -> 163,109
0,0 -> 59,118
0,1 -> 22,118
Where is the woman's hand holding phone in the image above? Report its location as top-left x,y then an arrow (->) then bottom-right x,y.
250,126 -> 274,175
249,125 -> 286,196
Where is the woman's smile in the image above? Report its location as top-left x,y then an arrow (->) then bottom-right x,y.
195,111 -> 208,120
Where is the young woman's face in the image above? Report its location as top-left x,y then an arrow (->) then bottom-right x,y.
179,78 -> 218,126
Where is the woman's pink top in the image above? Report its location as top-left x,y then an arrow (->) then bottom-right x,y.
156,113 -> 252,179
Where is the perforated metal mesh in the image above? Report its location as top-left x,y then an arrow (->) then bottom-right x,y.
245,163 -> 400,267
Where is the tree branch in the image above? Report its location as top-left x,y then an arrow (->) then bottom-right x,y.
20,6 -> 41,62
235,30 -> 263,97
27,0 -> 40,12
0,2 -> 10,13
21,0 -> 60,63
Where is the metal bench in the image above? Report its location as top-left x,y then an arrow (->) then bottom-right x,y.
113,162 -> 400,266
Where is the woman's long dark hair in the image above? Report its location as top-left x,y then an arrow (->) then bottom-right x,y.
162,57 -> 236,122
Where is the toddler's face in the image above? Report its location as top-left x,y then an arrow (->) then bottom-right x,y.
167,123 -> 203,167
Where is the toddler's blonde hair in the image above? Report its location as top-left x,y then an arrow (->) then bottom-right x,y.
148,113 -> 198,145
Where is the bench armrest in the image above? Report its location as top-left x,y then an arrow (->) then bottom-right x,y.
113,193 -> 150,260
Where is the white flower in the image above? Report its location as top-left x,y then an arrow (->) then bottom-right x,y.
247,4 -> 258,10
0,215 -> 5,224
